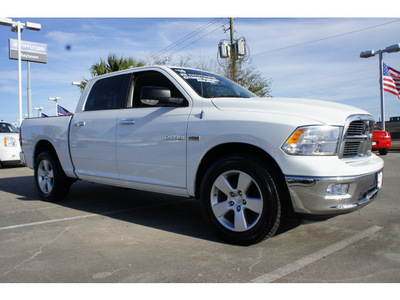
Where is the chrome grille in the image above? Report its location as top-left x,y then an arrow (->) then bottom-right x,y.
346,120 -> 365,136
343,141 -> 361,157
340,115 -> 374,158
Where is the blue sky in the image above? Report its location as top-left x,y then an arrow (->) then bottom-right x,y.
2,2 -> 400,125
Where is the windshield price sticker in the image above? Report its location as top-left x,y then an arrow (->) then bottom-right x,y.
182,73 -> 220,84
173,68 -> 220,84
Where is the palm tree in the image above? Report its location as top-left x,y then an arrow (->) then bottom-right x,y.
77,53 -> 146,91
90,54 -> 145,76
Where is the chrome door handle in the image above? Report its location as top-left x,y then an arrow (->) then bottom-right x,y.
120,120 -> 136,125
73,121 -> 85,127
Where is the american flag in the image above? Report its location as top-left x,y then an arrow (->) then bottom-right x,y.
383,63 -> 400,99
57,105 -> 73,116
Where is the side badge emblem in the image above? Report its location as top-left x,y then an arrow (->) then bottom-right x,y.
164,136 -> 184,141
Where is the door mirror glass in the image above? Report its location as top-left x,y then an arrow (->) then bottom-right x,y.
140,86 -> 184,107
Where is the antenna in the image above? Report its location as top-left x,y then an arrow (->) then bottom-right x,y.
198,32 -> 205,119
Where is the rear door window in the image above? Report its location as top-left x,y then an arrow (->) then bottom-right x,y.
85,73 -> 131,111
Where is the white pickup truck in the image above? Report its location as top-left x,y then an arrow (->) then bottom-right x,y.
20,66 -> 384,245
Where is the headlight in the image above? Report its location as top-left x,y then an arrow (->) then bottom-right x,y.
282,126 -> 343,156
3,137 -> 17,147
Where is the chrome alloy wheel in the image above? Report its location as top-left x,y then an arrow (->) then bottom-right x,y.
210,170 -> 263,232
37,159 -> 54,195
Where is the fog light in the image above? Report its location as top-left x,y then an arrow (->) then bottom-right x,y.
326,183 -> 350,198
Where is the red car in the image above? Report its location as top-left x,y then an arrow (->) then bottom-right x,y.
372,126 -> 391,155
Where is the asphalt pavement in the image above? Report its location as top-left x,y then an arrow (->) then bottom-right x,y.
0,153 -> 399,284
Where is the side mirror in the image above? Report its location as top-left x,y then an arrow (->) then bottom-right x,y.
140,86 -> 184,107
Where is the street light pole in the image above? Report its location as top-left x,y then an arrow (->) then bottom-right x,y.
49,97 -> 60,116
0,18 -> 41,125
378,52 -> 385,131
16,21 -> 23,125
34,107 -> 44,117
360,43 -> 400,131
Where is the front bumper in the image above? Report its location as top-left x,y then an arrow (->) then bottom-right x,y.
19,151 -> 26,166
285,169 -> 383,215
0,147 -> 21,163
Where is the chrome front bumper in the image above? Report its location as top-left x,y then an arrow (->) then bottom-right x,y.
285,169 -> 383,215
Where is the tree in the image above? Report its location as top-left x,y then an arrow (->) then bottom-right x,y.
77,54 -> 146,91
222,59 -> 272,97
90,54 -> 145,76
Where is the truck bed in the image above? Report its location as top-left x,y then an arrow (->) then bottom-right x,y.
20,115 -> 76,178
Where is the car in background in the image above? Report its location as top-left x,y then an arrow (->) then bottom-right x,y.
372,125 -> 391,155
0,121 -> 21,168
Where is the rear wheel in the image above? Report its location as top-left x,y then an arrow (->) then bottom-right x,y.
200,155 -> 281,245
379,148 -> 388,155
34,151 -> 72,201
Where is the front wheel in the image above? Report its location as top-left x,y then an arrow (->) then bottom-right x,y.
200,155 -> 281,245
34,151 -> 72,201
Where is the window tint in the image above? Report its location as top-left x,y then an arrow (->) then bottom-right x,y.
85,74 -> 131,111
131,71 -> 188,108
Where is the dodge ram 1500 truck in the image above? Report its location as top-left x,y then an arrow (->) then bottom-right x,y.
20,66 -> 384,245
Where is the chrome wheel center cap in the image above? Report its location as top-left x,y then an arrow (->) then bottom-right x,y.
235,196 -> 242,204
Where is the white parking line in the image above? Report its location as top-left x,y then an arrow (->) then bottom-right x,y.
250,225 -> 383,283
0,199 -> 189,231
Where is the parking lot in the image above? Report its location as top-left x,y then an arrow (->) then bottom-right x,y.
0,153 -> 399,283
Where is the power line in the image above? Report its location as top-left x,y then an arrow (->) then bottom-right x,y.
253,19 -> 400,57
153,18 -> 222,59
169,20 -> 230,57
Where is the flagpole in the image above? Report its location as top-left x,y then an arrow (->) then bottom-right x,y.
378,52 -> 386,131
360,43 -> 400,131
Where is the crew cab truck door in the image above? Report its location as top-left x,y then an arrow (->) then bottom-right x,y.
116,70 -> 191,190
70,73 -> 131,181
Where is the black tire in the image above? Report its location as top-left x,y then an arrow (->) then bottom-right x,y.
379,148 -> 388,155
200,155 -> 281,245
34,151 -> 72,201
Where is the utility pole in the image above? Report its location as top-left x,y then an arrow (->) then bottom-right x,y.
229,18 -> 237,82
218,18 -> 248,83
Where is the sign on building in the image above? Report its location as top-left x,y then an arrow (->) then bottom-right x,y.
9,39 -> 47,64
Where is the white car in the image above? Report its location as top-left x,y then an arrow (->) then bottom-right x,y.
0,122 -> 21,168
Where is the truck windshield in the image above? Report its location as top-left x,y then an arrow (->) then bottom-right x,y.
171,68 -> 256,99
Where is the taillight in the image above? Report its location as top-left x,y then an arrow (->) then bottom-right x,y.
19,127 -> 23,147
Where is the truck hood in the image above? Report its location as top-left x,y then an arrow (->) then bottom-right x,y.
211,97 -> 371,125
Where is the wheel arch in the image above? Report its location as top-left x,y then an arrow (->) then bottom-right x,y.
194,143 -> 291,210
33,140 -> 59,169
